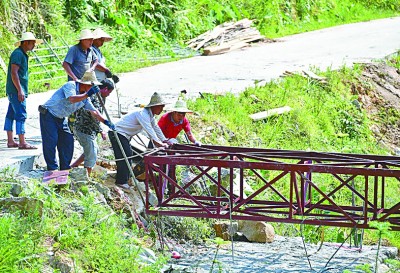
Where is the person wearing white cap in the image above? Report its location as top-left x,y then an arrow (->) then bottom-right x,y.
158,98 -> 201,146
62,29 -> 98,82
39,70 -> 115,171
109,92 -> 169,190
91,28 -> 119,83
4,32 -> 43,150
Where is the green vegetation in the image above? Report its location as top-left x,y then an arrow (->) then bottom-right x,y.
0,174 -> 166,272
0,1 -> 399,271
0,0 -> 399,95
187,55 -> 400,248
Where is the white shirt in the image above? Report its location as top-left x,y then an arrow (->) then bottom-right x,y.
115,108 -> 166,143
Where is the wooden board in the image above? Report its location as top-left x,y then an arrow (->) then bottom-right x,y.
43,170 -> 69,185
250,106 -> 292,121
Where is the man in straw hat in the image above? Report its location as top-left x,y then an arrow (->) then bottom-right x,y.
158,98 -> 202,146
39,70 -> 115,171
4,32 -> 42,149
62,29 -> 98,82
109,92 -> 169,190
92,28 -> 119,83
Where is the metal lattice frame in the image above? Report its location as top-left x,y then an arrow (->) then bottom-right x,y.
145,144 -> 400,230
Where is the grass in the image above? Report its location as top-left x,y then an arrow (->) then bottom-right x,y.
0,174 -> 167,272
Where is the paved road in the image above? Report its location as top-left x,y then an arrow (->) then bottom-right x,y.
1,17 -> 400,171
117,16 -> 400,97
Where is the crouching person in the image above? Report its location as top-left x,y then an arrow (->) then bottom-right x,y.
70,79 -> 115,175
109,92 -> 169,191
39,70 -> 115,171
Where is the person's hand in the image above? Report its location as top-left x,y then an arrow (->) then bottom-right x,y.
105,69 -> 113,78
104,120 -> 115,130
160,143 -> 169,149
194,140 -> 202,146
112,74 -> 120,83
166,138 -> 178,145
86,86 -> 100,97
17,90 -> 26,102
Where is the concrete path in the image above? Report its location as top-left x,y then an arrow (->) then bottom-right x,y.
1,17 -> 399,172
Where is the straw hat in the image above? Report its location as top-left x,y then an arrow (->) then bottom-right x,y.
77,29 -> 94,40
77,70 -> 102,85
93,28 -> 112,42
168,99 -> 193,113
14,32 -> 43,47
145,92 -> 166,108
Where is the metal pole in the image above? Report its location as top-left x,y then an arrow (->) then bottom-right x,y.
95,92 -> 147,210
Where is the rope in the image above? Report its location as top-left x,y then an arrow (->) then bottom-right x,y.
95,92 -> 147,214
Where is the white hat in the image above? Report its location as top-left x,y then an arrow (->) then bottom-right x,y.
77,70 -> 102,86
14,32 -> 43,47
77,29 -> 94,40
168,99 -> 193,113
145,92 -> 167,108
93,28 -> 112,42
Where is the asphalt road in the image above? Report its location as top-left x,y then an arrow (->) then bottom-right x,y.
117,16 -> 400,99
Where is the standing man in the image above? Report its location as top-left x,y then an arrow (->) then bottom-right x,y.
39,70 -> 115,171
109,92 -> 169,190
62,29 -> 98,82
92,28 -> 119,83
4,32 -> 42,149
158,99 -> 201,146
70,79 -> 115,175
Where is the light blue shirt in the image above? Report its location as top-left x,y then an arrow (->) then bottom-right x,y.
44,81 -> 95,119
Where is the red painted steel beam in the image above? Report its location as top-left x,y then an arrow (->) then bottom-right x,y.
145,145 -> 400,231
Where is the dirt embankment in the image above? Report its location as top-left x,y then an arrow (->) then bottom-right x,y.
358,62 -> 400,154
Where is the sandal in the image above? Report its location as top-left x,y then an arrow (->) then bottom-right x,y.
18,143 -> 38,150
7,143 -> 19,148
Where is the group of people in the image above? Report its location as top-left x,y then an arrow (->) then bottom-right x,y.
4,29 -> 202,191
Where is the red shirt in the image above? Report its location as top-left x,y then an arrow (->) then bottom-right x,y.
158,112 -> 191,138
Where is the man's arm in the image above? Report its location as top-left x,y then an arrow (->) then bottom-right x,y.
186,130 -> 197,143
10,64 -> 25,102
89,59 -> 98,72
68,92 -> 90,103
62,61 -> 78,81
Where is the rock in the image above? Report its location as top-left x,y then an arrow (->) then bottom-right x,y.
68,168 -> 88,182
238,220 -> 275,243
9,183 -> 23,196
138,247 -> 157,264
92,182 -> 111,199
214,221 -> 238,241
233,231 -> 250,242
49,251 -> 75,273
0,197 -> 43,217
91,165 -> 108,179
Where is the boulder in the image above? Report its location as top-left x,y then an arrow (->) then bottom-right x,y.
214,221 -> 238,241
0,197 -> 43,217
238,220 -> 275,243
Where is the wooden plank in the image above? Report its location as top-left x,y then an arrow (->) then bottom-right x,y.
302,70 -> 326,81
250,106 -> 292,121
43,170 -> 69,185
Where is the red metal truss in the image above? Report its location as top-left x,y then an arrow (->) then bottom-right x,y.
144,144 -> 400,230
